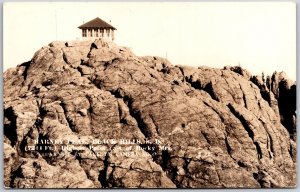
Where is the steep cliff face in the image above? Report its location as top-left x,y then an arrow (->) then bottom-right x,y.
3,39 -> 296,188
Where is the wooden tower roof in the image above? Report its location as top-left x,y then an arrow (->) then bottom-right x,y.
78,17 -> 116,30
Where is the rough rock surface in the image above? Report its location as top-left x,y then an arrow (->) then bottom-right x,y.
4,39 -> 296,188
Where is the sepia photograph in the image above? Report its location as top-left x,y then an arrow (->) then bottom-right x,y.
2,1 -> 296,188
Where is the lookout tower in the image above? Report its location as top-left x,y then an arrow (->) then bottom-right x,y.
78,17 -> 116,41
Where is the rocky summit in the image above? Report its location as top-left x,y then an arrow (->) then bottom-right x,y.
3,39 -> 296,188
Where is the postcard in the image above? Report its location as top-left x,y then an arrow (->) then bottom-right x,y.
3,1 -> 296,188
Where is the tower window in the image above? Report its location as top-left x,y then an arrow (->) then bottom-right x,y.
100,29 -> 104,37
82,29 -> 87,37
106,29 -> 110,37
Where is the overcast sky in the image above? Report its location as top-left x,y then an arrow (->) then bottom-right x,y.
3,2 -> 296,80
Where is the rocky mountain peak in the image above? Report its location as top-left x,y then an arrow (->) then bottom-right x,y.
4,38 -> 296,188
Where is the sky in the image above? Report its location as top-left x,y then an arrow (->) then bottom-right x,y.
3,2 -> 296,80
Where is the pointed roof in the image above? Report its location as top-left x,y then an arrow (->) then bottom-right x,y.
78,17 -> 116,30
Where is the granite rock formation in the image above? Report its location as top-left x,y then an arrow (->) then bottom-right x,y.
3,39 -> 296,188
